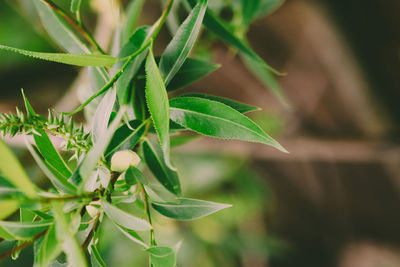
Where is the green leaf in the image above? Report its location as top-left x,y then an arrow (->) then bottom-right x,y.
25,138 -> 77,194
122,0 -> 146,44
167,58 -> 220,92
181,93 -> 260,113
257,0 -> 285,18
36,224 -> 62,267
0,220 -> 52,240
21,89 -> 36,117
159,0 -> 208,85
52,202 -> 87,267
0,200 -> 19,220
33,129 -> 72,179
241,54 -> 289,108
152,198 -> 231,220
12,208 -> 36,259
241,0 -> 262,25
0,45 -> 120,66
186,0 -> 281,75
91,88 -> 117,142
125,166 -> 147,185
90,244 -> 106,267
169,97 -> 287,152
78,108 -> 126,190
0,139 -> 38,198
105,120 -> 146,157
146,246 -> 176,267
101,199 -> 152,231
145,47 -> 172,168
70,0 -> 82,13
115,224 -> 148,248
170,134 -> 200,147
142,139 -> 181,196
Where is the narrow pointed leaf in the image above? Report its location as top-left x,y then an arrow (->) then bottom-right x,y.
105,120 -> 146,157
142,139 -> 181,196
0,220 -> 53,240
101,199 -> 152,231
21,89 -> 36,117
125,166 -> 147,185
145,48 -> 172,167
0,45 -> 119,66
0,139 -> 38,198
115,224 -> 148,248
181,93 -> 260,113
159,0 -> 208,85
33,129 -> 72,179
167,58 -> 220,92
186,0 -> 281,75
70,0 -> 82,13
0,200 -> 19,220
122,0 -> 146,44
152,198 -> 232,220
241,0 -> 262,25
37,224 -> 62,267
90,244 -> 106,267
146,246 -> 176,267
169,97 -> 287,152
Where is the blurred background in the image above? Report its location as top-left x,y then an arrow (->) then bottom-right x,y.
1,0 -> 400,266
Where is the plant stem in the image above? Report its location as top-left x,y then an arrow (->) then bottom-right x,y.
40,0 -> 105,54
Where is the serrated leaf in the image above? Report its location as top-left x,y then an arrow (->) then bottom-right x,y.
152,198 -> 231,220
90,244 -> 106,267
25,137 -> 77,195
146,246 -> 176,267
186,0 -> 280,75
166,58 -> 219,92
36,224 -> 61,267
0,139 -> 38,198
0,45 -> 119,66
33,129 -> 72,179
142,139 -> 181,196
169,97 -> 287,152
101,199 -> 152,231
0,220 -> 53,240
105,120 -> 146,157
159,0 -> 208,85
145,48 -> 172,168
181,93 -> 260,113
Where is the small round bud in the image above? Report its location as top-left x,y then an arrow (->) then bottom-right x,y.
110,150 -> 141,172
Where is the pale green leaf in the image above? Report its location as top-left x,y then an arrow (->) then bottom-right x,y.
101,199 -> 152,231
37,224 -> 62,267
0,139 -> 38,198
122,0 -> 146,44
0,200 -> 19,220
0,220 -> 53,240
152,198 -> 231,220
147,246 -> 176,267
115,224 -> 148,248
90,244 -> 106,267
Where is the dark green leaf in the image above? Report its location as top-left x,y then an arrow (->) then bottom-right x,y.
159,0 -> 208,85
0,45 -> 119,66
152,198 -> 231,220
0,220 -> 52,240
33,129 -> 72,179
181,93 -> 260,113
241,0 -> 262,25
167,58 -> 220,92
169,97 -> 287,152
145,48 -> 172,168
101,199 -> 152,231
186,0 -> 281,75
142,139 -> 181,196
105,120 -> 146,157
125,166 -> 147,185
37,224 -> 61,267
147,246 -> 176,267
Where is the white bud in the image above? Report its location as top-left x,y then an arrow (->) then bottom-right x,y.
110,150 -> 141,172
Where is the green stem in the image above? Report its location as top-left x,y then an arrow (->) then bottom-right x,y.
61,41 -> 151,115
40,0 -> 105,54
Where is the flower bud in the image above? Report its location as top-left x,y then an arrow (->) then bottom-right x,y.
110,150 -> 141,172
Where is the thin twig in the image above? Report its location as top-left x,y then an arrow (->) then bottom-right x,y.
39,0 -> 105,54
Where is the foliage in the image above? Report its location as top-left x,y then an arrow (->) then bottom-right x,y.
0,0 -> 286,266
